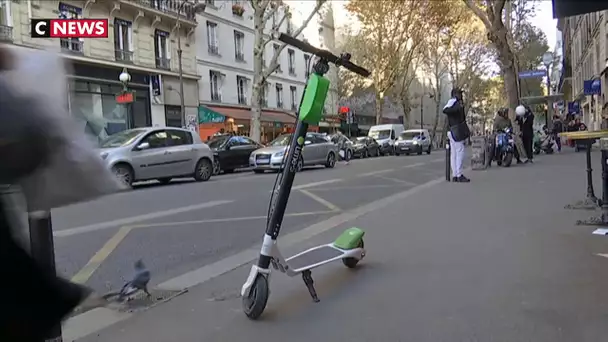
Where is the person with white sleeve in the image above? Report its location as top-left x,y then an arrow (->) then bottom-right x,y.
442,88 -> 471,183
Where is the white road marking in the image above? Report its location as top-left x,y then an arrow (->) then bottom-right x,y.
596,253 -> 608,259
307,184 -> 408,191
374,175 -> 418,186
54,200 -> 234,238
358,169 -> 395,177
292,178 -> 343,190
400,162 -> 426,169
298,189 -> 341,211
157,175 -> 446,291
128,210 -> 335,228
430,158 -> 445,163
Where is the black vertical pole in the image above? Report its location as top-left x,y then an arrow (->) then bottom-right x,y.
29,210 -> 63,342
445,138 -> 451,181
420,96 -> 424,130
601,138 -> 608,211
585,139 -> 597,202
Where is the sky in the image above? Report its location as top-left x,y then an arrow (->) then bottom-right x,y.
531,1 -> 558,50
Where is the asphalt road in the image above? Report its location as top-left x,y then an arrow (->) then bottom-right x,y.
51,152 -> 447,293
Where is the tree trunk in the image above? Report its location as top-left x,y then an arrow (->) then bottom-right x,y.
249,11 -> 264,142
488,27 -> 525,157
375,93 -> 383,125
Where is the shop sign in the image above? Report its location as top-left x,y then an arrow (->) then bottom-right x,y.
198,106 -> 226,123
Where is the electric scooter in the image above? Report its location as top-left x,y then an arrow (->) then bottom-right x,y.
240,33 -> 371,320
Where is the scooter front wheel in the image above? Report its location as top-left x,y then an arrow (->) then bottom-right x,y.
242,274 -> 269,320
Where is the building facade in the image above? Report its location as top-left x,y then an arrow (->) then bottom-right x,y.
1,0 -> 199,142
558,11 -> 607,130
194,0 -> 338,142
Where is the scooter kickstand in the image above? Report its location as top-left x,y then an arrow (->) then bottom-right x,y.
302,270 -> 320,302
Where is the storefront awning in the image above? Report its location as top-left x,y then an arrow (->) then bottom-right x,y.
203,105 -> 297,124
198,105 -> 226,123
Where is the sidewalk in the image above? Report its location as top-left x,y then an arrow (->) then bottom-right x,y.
79,151 -> 608,342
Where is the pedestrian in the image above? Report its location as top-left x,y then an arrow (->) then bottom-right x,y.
442,88 -> 470,182
515,105 -> 534,163
332,130 -> 350,165
551,114 -> 563,152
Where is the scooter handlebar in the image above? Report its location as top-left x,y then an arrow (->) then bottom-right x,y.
277,33 -> 370,78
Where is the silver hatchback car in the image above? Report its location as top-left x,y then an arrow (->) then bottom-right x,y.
99,127 -> 214,186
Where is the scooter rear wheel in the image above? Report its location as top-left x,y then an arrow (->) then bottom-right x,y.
342,240 -> 364,268
242,274 -> 269,320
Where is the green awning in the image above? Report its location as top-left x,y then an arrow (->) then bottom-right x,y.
198,105 -> 226,124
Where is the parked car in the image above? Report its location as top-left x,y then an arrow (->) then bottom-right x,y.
368,124 -> 405,155
98,127 -> 214,187
394,129 -> 432,155
249,133 -> 338,173
351,136 -> 380,158
208,135 -> 263,174
328,133 -> 354,160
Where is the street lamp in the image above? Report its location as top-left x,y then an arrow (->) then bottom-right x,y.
176,0 -> 207,128
118,68 -> 134,129
119,68 -> 131,90
542,51 -> 554,127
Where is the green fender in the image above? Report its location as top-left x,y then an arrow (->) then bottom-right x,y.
333,227 -> 365,249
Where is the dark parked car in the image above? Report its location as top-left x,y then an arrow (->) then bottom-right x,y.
208,135 -> 262,174
351,136 -> 380,158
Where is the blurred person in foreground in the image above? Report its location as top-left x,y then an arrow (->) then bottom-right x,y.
442,88 -> 470,182
0,46 -> 109,341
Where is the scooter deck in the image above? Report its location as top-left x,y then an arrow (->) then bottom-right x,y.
286,245 -> 344,271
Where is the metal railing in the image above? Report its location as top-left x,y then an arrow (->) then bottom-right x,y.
208,45 -> 219,55
123,0 -> 197,21
277,101 -> 283,108
0,25 -> 13,42
60,39 -> 84,53
115,49 -> 134,62
238,96 -> 247,105
156,57 -> 171,69
288,67 -> 296,76
211,93 -> 222,102
235,52 -> 245,61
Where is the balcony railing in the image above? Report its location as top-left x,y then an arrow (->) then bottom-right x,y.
60,39 -> 84,54
211,93 -> 222,102
156,57 -> 171,70
0,25 -> 13,42
208,45 -> 220,55
238,96 -> 247,105
288,67 -> 296,76
235,52 -> 245,61
277,101 -> 283,108
115,49 -> 134,62
123,0 -> 197,21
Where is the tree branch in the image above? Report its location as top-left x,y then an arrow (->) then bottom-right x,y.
462,0 -> 492,29
263,1 -> 279,22
263,0 -> 326,78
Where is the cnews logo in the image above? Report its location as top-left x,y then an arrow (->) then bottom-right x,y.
31,19 -> 108,38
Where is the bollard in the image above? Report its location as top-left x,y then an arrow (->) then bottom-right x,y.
29,210 -> 63,342
445,140 -> 451,182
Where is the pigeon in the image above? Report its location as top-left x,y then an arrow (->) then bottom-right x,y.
118,259 -> 151,300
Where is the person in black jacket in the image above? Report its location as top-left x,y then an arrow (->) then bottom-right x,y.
442,88 -> 470,182
551,114 -> 563,152
515,105 -> 534,163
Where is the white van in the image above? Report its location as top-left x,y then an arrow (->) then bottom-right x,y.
394,129 -> 432,155
368,124 -> 405,156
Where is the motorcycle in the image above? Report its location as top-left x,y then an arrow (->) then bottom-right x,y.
493,127 -> 515,167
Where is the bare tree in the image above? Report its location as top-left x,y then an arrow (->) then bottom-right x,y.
248,0 -> 327,142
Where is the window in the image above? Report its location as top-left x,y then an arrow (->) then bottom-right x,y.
275,83 -> 283,108
207,21 -> 219,55
261,82 -> 268,107
165,105 -> 182,127
303,54 -> 311,77
154,30 -> 171,69
141,130 -> 169,149
290,86 -> 297,110
234,30 -> 244,61
287,49 -> 296,75
273,44 -> 281,71
167,129 -> 193,145
114,19 -> 133,62
209,70 -> 223,101
237,76 -> 248,104
58,3 -> 83,53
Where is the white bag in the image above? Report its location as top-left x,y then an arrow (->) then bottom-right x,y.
1,48 -> 126,211
339,150 -> 345,159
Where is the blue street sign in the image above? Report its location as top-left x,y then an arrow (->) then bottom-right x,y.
518,70 -> 547,78
583,79 -> 601,95
567,101 -> 580,114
